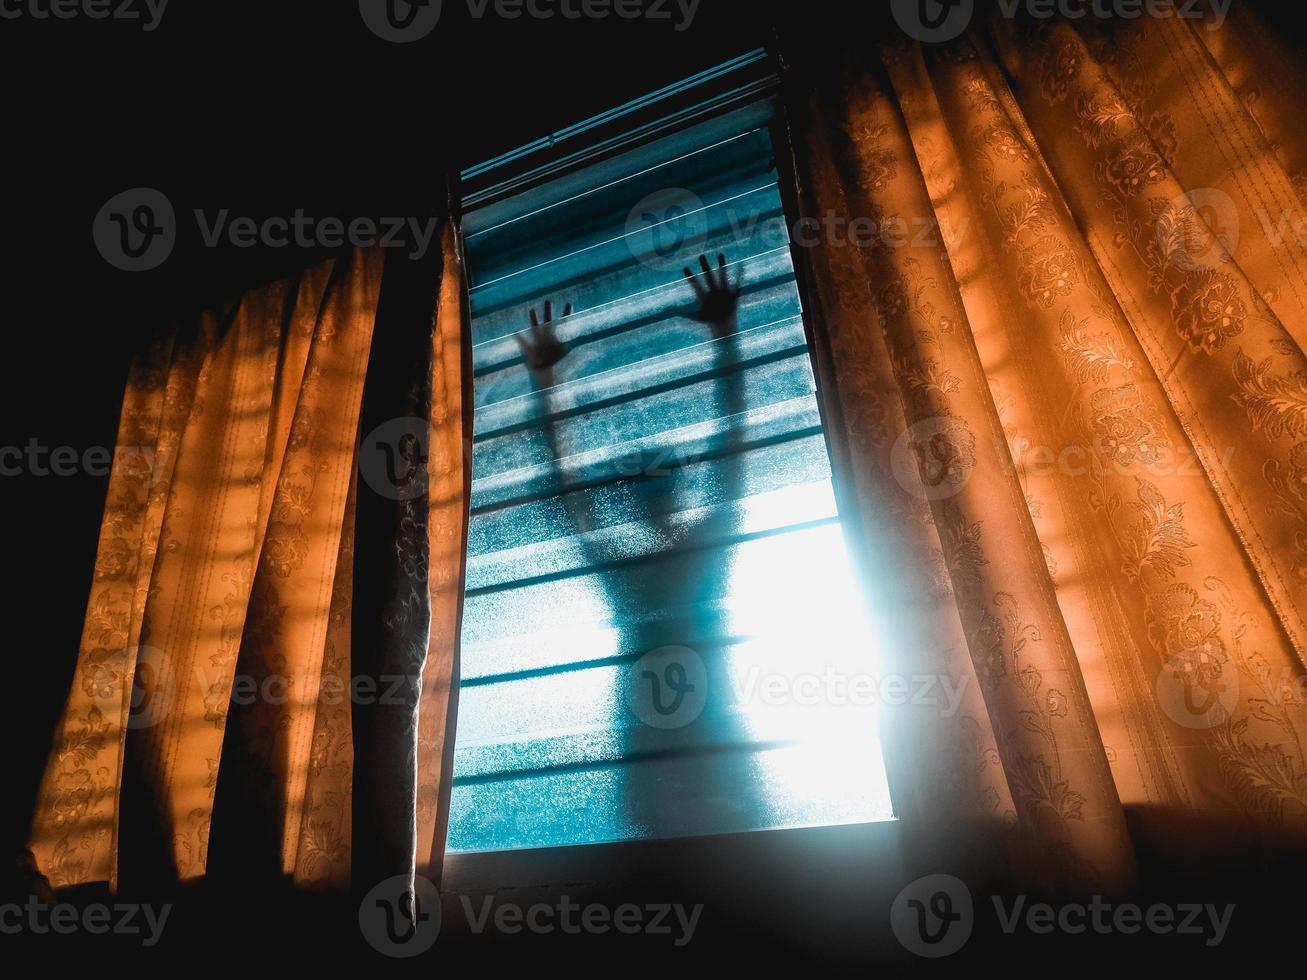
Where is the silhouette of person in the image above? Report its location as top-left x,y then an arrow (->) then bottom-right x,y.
515,253 -> 767,841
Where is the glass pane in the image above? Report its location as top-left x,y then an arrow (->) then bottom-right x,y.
449,96 -> 893,853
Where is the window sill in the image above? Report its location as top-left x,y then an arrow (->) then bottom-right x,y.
439,818 -> 905,958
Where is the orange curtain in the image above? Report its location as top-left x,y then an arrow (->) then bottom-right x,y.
27,224 -> 469,894
787,6 -> 1307,891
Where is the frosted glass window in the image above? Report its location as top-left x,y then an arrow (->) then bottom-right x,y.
448,91 -> 894,853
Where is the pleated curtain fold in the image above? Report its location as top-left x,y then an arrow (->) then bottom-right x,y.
785,6 -> 1307,891
29,222 -> 470,896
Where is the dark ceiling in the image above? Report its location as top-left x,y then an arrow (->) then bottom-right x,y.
8,0 -> 774,319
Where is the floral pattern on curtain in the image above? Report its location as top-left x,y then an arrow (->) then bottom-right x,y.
787,7 -> 1307,891
28,223 -> 469,894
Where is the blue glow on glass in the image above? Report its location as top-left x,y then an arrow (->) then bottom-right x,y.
448,95 -> 893,853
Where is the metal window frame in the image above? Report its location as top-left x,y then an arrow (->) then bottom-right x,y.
459,48 -> 780,213
447,45 -> 900,892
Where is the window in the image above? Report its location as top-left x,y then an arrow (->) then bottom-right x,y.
448,52 -> 894,853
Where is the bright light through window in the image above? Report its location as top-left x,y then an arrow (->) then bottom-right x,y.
448,58 -> 894,852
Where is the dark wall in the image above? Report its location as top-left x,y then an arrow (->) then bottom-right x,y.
5,0 -> 773,863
